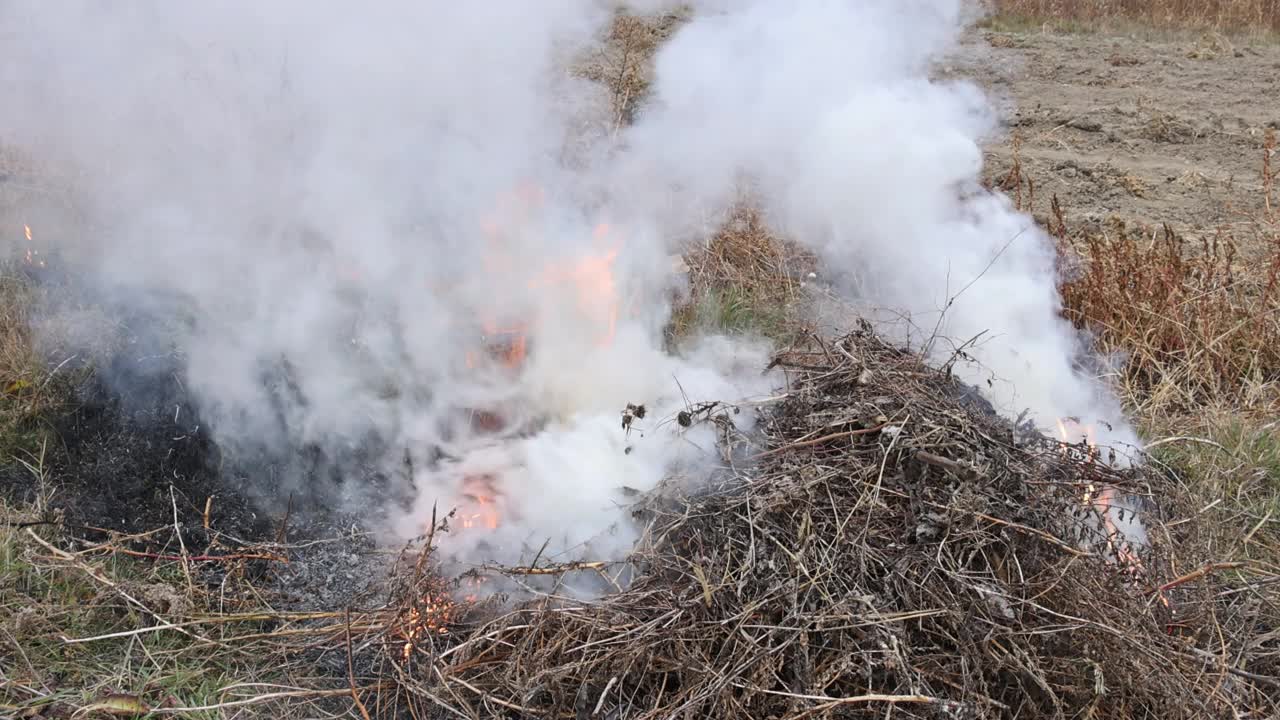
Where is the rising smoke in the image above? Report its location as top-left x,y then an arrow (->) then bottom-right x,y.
618,0 -> 1138,454
0,1 -> 1137,568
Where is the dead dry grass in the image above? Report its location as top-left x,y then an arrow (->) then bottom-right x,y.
0,269 -> 77,462
575,11 -> 687,129
1,9 -> 1279,718
0,485 -> 396,718
990,0 -> 1280,36
671,203 -> 816,343
381,329 -> 1280,719
994,131 -> 1280,423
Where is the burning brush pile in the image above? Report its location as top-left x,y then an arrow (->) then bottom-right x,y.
370,325 -> 1278,719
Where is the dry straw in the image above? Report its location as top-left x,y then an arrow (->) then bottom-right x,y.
378,326 -> 1279,719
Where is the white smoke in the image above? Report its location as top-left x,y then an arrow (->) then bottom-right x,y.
0,1 -> 778,567
0,0 -> 1137,570
617,0 -> 1138,454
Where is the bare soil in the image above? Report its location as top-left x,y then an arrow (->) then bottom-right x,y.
962,29 -> 1280,254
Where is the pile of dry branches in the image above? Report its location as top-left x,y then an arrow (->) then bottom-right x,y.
383,326 -> 1280,719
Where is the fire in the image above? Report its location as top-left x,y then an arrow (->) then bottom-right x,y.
456,473 -> 502,531
528,222 -> 621,349
449,187 -> 623,538
467,321 -> 529,370
22,224 -> 45,268
471,186 -> 623,373
399,586 -> 458,661
1055,417 -> 1098,462
1090,486 -> 1145,574
399,576 -> 494,660
1056,417 -> 1170,615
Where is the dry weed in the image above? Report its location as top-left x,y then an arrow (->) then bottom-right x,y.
990,0 -> 1280,35
997,133 -> 1280,420
575,10 -> 686,130
671,203 -> 816,342
382,329 -> 1280,719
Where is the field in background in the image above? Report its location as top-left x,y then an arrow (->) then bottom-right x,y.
958,20 -> 1280,541
989,0 -> 1280,35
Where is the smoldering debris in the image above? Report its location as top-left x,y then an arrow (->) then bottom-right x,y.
6,322 -> 1274,718
369,326 -> 1277,719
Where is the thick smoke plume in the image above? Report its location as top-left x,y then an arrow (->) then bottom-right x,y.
618,0 -> 1137,454
0,1 -> 1137,567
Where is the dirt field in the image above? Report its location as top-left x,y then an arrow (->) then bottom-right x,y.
963,28 -> 1280,254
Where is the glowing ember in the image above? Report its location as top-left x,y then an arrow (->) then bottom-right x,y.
462,575 -> 489,604
22,225 -> 45,268
399,587 -> 458,661
398,576 -> 491,660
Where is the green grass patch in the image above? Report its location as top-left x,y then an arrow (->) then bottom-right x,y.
1146,415 -> 1280,554
667,285 -> 796,346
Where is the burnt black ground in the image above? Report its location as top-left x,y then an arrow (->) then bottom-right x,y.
0,304 -> 402,617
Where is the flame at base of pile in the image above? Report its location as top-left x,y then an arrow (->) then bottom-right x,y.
1057,419 -> 1150,564
1056,418 -> 1177,622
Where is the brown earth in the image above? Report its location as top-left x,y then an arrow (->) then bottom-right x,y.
960,28 -> 1280,256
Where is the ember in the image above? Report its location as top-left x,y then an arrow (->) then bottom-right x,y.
22,224 -> 45,268
399,587 -> 457,661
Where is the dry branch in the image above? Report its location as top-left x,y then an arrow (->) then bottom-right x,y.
373,327 -> 1280,719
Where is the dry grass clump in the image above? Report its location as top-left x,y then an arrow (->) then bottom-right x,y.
670,203 -> 816,342
1,498 -> 276,716
576,10 -> 688,129
1058,220 -> 1280,415
990,0 -> 1280,35
994,133 -> 1280,419
382,327 -> 1280,719
1147,413 -> 1280,552
0,268 -> 77,460
0,486 -> 396,718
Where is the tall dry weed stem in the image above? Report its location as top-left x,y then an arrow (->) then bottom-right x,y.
1028,136 -> 1280,416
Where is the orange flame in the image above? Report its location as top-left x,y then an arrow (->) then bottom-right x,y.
400,587 -> 457,661
21,225 -> 45,268
467,321 -> 528,370
457,473 -> 502,531
472,187 -> 623,369
459,492 -> 500,530
1057,418 -> 1170,613
1092,486 -> 1144,573
528,222 -> 620,349
1056,418 -> 1099,463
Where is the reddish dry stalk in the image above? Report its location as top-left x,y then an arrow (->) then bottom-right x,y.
1150,561 -> 1248,595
